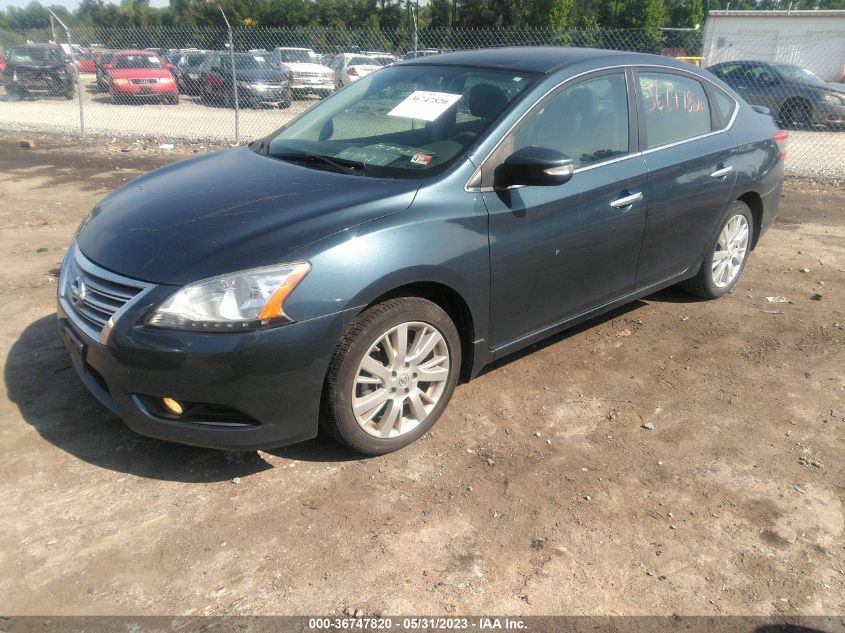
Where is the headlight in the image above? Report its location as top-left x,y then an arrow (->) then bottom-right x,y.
158,76 -> 174,84
822,93 -> 843,105
147,262 -> 310,331
112,78 -> 129,85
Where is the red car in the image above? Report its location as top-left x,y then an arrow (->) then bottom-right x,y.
76,52 -> 97,73
109,50 -> 179,104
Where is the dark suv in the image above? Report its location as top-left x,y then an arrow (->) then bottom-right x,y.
708,60 -> 845,129
3,43 -> 75,100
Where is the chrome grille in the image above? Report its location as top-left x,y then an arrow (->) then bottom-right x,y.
59,244 -> 151,342
130,78 -> 158,84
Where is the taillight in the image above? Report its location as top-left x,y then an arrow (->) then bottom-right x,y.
347,67 -> 358,77
773,130 -> 788,161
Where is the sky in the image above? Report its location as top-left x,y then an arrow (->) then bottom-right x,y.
0,0 -> 170,10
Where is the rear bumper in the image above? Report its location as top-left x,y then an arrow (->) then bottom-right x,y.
57,287 -> 349,451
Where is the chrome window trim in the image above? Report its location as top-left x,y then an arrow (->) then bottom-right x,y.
465,62 -> 739,193
58,242 -> 154,345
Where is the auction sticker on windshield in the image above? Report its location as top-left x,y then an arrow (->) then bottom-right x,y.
388,91 -> 463,121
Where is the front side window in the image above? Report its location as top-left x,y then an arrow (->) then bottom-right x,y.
637,72 -> 711,148
266,64 -> 535,179
512,72 -> 629,168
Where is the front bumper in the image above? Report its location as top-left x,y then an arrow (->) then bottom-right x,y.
291,80 -> 333,92
238,85 -> 292,105
112,82 -> 177,97
56,254 -> 347,451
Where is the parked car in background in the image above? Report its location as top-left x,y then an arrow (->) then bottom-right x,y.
59,48 -> 786,455
272,47 -> 334,98
95,50 -> 116,91
0,47 -> 6,72
175,51 -> 210,95
2,43 -> 75,100
198,51 -> 292,108
708,60 -> 845,129
328,53 -> 380,88
108,50 -> 179,104
76,50 -> 97,73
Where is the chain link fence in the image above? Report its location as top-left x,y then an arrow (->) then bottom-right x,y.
0,25 -> 842,178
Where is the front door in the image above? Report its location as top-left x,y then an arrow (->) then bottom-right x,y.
482,70 -> 648,349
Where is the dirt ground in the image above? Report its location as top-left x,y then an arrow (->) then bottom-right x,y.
0,133 -> 842,617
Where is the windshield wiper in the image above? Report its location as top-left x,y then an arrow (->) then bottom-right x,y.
268,150 -> 364,176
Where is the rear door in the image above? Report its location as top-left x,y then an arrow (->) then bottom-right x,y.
482,70 -> 647,348
633,69 -> 739,288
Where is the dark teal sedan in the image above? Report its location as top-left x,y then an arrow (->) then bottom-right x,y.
59,47 -> 786,454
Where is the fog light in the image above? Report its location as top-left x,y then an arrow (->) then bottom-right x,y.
162,397 -> 183,415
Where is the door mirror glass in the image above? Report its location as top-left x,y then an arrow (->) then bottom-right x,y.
496,146 -> 574,187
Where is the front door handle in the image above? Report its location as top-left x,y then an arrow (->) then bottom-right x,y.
710,165 -> 734,179
610,191 -> 643,209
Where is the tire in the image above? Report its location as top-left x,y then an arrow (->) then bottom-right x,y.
681,200 -> 754,299
779,99 -> 812,129
168,93 -> 179,105
64,84 -> 74,100
320,297 -> 462,455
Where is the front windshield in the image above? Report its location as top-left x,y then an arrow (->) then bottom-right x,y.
114,54 -> 164,69
277,49 -> 313,63
9,46 -> 62,65
267,64 -> 534,179
349,56 -> 378,66
774,64 -> 827,87
222,54 -> 273,70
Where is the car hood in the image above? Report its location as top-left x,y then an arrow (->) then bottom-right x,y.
110,67 -> 171,80
233,68 -> 289,82
76,145 -> 421,285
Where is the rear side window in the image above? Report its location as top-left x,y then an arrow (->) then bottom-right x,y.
710,87 -> 736,130
637,72 -> 711,148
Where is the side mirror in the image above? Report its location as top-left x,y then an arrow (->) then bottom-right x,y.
496,146 -> 575,187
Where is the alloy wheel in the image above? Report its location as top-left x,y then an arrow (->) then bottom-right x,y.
352,321 -> 450,439
712,214 -> 749,288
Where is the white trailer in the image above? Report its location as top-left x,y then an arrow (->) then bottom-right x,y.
702,10 -> 845,82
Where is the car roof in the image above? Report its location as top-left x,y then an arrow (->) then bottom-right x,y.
400,47 -> 693,75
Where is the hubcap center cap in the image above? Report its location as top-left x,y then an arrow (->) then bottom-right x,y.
398,375 -> 410,388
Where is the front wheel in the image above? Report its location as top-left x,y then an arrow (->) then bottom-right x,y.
320,297 -> 461,455
681,200 -> 754,299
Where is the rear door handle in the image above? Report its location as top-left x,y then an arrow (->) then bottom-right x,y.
710,165 -> 734,178
610,191 -> 643,209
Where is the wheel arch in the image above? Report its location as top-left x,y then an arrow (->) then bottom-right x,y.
736,190 -> 764,250
359,280 -> 478,382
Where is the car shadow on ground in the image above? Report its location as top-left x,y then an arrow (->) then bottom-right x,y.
477,287 -> 702,377
7,289 -> 704,480
5,314 -> 360,483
